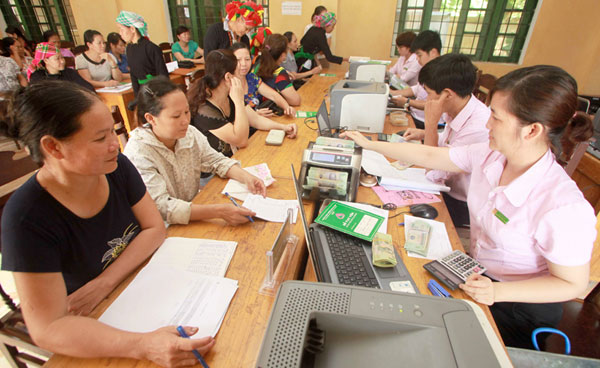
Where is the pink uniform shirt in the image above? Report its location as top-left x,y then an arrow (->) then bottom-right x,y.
389,53 -> 421,86
449,142 -> 597,282
426,95 -> 490,201
410,83 -> 428,121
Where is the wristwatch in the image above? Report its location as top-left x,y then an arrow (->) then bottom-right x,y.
404,97 -> 411,110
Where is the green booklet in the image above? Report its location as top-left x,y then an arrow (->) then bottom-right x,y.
315,201 -> 384,241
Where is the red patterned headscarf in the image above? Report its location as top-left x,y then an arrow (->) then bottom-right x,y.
27,42 -> 58,80
226,1 -> 264,27
249,27 -> 272,56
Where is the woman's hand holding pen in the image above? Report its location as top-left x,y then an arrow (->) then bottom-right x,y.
219,204 -> 256,225
140,326 -> 214,368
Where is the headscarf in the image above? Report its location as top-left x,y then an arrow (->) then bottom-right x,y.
315,12 -> 336,28
249,27 -> 272,56
116,11 -> 149,38
27,42 -> 58,80
226,1 -> 264,27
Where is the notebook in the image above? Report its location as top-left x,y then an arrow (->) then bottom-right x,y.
291,164 -> 419,293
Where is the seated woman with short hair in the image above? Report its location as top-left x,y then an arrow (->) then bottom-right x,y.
75,29 -> 123,88
124,77 -> 265,225
171,26 -> 204,63
0,80 -> 213,365
28,42 -> 94,91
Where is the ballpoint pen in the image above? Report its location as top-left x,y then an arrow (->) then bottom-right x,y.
176,326 -> 210,368
224,192 -> 254,223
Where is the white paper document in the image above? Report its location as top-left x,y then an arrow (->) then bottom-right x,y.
361,150 -> 450,193
147,237 -> 237,277
339,201 -> 389,233
96,82 -> 132,93
166,61 -> 178,73
99,264 -> 238,337
404,215 -> 453,260
242,194 -> 298,223
281,1 -> 302,15
222,163 -> 276,201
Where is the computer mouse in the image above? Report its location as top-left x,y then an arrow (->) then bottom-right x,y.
409,204 -> 438,219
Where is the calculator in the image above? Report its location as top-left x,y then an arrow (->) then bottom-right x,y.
423,250 -> 486,290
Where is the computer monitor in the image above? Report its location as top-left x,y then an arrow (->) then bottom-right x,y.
316,100 -> 332,136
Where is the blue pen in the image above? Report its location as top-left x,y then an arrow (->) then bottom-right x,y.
224,192 -> 254,223
398,222 -> 405,226
176,326 -> 210,368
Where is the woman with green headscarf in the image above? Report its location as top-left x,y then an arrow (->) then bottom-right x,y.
116,10 -> 168,95
296,12 -> 347,72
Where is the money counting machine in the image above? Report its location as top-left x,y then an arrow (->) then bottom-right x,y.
329,80 -> 389,133
256,281 -> 511,368
299,138 -> 362,202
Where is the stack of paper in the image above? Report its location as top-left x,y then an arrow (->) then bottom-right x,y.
361,150 -> 450,194
403,215 -> 452,260
222,163 -> 276,200
96,83 -> 132,93
242,194 -> 298,223
99,237 -> 239,337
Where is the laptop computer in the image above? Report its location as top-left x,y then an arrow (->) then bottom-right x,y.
317,100 -> 339,138
291,164 -> 419,292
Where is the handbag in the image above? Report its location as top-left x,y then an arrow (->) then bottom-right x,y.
177,60 -> 195,69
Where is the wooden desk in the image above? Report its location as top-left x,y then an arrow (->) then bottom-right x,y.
96,70 -> 195,133
44,65 -> 338,368
572,151 -> 600,214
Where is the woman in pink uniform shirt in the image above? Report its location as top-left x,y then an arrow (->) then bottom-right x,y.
341,65 -> 596,350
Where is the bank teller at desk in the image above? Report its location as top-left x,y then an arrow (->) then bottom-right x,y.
341,65 -> 597,351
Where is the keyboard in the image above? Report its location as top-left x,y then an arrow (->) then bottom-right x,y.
323,227 -> 380,288
438,250 -> 486,282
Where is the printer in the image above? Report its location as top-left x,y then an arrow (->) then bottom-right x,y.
348,61 -> 387,83
329,80 -> 389,133
256,281 -> 512,368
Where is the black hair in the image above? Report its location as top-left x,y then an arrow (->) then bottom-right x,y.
0,37 -> 16,57
175,25 -> 190,36
256,34 -> 288,80
0,81 -> 99,165
311,6 -> 327,22
43,30 -> 59,42
106,32 -> 124,46
83,29 -> 102,46
187,49 -> 237,113
4,26 -> 24,39
418,53 -> 476,98
396,31 -> 416,48
410,30 -> 442,54
137,76 -> 182,123
231,41 -> 249,52
283,31 -> 294,42
490,65 -> 594,159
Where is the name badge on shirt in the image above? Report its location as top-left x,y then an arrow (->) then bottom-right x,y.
493,208 -> 509,224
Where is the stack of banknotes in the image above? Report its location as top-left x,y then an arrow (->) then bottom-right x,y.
315,136 -> 355,149
372,233 -> 397,268
304,167 -> 348,195
404,220 -> 431,257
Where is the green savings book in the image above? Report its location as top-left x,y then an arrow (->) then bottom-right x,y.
315,201 -> 384,241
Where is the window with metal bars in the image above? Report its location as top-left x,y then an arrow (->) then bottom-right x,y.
391,0 -> 538,63
0,0 -> 76,42
167,0 -> 269,48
